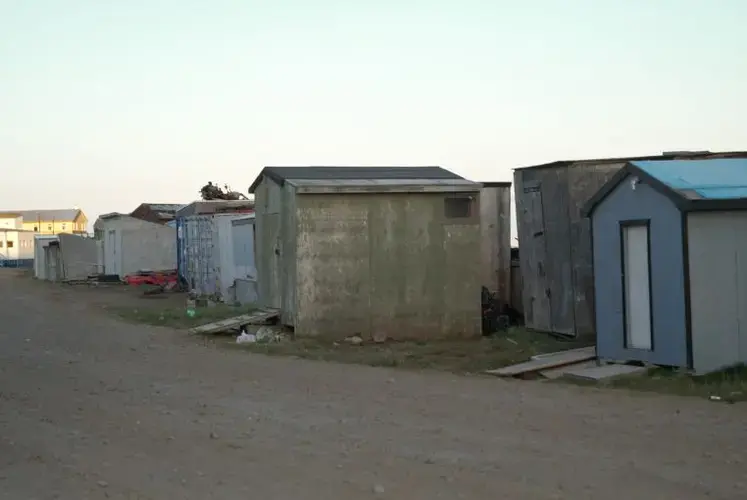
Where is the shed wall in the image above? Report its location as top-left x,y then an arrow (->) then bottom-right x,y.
479,184 -> 512,303
255,178 -> 284,310
58,234 -> 98,279
120,224 -> 177,277
99,217 -> 155,277
294,192 -> 481,340
591,175 -> 687,367
34,236 -> 59,279
515,162 -> 621,336
687,211 -> 747,374
281,183 -> 298,325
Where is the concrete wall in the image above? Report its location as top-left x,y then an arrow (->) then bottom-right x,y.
687,211 -> 747,374
479,183 -> 512,303
120,223 -> 177,277
591,174 -> 687,367
294,192 -> 482,340
58,233 -> 99,279
98,216 -> 163,277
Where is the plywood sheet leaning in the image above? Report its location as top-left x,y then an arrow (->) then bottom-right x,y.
188,308 -> 279,335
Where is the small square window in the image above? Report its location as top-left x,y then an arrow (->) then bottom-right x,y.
7,241 -> 13,248
0,241 -> 3,248
444,197 -> 473,219
47,224 -> 52,230
33,226 -> 38,232
61,223 -> 67,230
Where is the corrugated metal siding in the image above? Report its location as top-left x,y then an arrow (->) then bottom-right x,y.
179,213 -> 244,300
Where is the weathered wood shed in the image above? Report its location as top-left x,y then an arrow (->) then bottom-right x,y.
583,158 -> 747,374
249,166 -> 483,341
514,151 -> 747,338
479,182 -> 512,304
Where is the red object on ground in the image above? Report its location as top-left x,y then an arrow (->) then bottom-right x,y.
124,270 -> 177,287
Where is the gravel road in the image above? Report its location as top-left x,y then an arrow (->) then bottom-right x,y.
0,270 -> 745,499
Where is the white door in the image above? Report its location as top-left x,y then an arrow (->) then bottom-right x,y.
623,224 -> 653,350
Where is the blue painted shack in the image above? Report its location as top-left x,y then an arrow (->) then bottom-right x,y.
583,158 -> 747,374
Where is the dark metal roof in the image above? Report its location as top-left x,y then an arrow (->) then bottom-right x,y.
582,158 -> 747,217
517,151 -> 747,171
249,166 -> 465,193
176,200 -> 255,218
139,203 -> 185,212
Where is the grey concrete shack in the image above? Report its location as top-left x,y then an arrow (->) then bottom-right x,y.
514,150 -> 747,338
249,166 -> 483,340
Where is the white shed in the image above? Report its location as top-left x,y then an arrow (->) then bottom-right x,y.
94,214 -> 176,278
34,235 -> 59,279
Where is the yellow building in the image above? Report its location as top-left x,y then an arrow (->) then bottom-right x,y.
0,209 -> 88,235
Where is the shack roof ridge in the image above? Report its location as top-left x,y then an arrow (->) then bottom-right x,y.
516,150 -> 747,171
582,158 -> 747,217
249,165 -> 468,193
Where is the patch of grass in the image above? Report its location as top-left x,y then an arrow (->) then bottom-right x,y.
231,327 -> 591,374
112,303 -> 250,329
604,364 -> 747,402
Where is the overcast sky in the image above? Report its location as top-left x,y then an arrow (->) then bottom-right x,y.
2,0 -> 746,235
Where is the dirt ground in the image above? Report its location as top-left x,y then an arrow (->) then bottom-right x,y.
1,270 -> 746,499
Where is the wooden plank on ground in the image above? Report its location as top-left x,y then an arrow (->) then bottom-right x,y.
562,363 -> 648,382
484,347 -> 596,377
539,360 -> 598,379
188,309 -> 279,335
531,346 -> 595,361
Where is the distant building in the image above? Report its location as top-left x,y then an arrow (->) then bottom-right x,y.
0,209 -> 88,235
0,228 -> 35,267
130,203 -> 185,225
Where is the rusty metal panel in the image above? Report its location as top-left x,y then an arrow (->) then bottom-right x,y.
515,171 -> 552,331
539,168 -> 575,335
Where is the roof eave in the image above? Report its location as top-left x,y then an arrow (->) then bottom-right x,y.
682,198 -> 747,212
